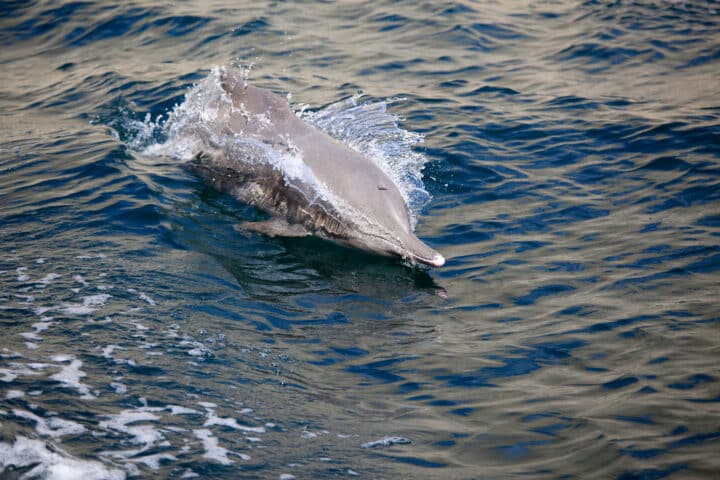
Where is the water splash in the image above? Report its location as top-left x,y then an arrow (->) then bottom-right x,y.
302,96 -> 430,220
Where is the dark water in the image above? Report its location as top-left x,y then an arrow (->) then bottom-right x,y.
2,1 -> 720,479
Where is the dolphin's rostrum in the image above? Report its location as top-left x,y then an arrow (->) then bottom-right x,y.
182,65 -> 444,267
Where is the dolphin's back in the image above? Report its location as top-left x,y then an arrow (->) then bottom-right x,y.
220,71 -> 413,238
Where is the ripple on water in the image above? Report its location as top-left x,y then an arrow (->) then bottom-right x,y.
2,0 -> 720,478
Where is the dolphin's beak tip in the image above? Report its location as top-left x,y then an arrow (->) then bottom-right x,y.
431,253 -> 445,267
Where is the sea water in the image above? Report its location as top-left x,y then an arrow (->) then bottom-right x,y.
1,1 -> 719,478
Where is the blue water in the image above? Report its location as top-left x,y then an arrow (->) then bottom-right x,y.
1,1 -> 719,479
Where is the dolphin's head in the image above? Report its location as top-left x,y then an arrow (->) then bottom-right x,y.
342,200 -> 445,268
344,227 -> 445,267
327,168 -> 445,267
220,68 -> 289,119
395,232 -> 446,267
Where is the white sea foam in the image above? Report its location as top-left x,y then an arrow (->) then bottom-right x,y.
301,430 -> 317,439
59,293 -> 111,316
138,292 -> 156,305
203,413 -> 266,433
15,293 -> 35,304
1,362 -> 47,383
127,452 -> 176,469
110,382 -> 127,394
16,267 -> 30,282
99,409 -> 164,449
5,389 -> 24,399
0,436 -> 125,480
200,403 -> 266,433
32,320 -> 54,332
102,344 -> 124,358
76,253 -> 107,259
132,321 -> 150,331
360,436 -> 411,449
36,272 -> 62,286
13,408 -> 86,438
300,428 -> 329,440
35,293 -> 112,317
180,338 -> 213,358
167,405 -> 200,415
0,349 -> 21,358
193,429 -> 234,465
50,355 -> 95,399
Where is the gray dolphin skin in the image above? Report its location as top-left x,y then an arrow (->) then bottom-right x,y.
187,65 -> 445,267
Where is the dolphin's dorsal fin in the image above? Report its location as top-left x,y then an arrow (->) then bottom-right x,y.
235,219 -> 311,238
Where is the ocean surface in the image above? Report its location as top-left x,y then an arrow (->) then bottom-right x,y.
1,1 -> 719,479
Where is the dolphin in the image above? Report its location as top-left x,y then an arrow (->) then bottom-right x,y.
184,65 -> 445,267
